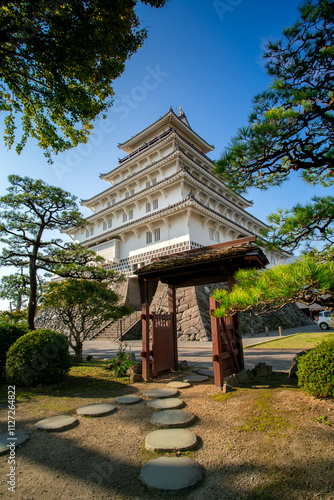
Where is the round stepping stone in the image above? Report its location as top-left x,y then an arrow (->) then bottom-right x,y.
197,368 -> 214,378
140,456 -> 203,492
35,415 -> 77,431
147,398 -> 184,411
76,403 -> 116,416
183,374 -> 209,383
143,388 -> 178,399
167,381 -> 191,389
114,395 -> 142,405
0,431 -> 30,455
145,429 -> 197,452
150,409 -> 196,428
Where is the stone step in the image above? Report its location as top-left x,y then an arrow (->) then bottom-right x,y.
145,428 -> 198,452
140,457 -> 203,492
150,409 -> 196,428
147,398 -> 184,411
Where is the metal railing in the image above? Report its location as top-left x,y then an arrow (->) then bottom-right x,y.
116,310 -> 141,341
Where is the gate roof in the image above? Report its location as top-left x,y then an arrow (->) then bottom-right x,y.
135,236 -> 268,288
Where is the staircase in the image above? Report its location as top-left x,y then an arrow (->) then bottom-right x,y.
89,310 -> 142,341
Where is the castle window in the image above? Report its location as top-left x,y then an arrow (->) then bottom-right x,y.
146,231 -> 152,244
103,221 -> 107,231
146,202 -> 151,213
146,181 -> 150,188
130,188 -> 135,196
153,199 -> 158,210
86,229 -> 89,238
90,227 -> 94,236
123,213 -> 127,222
152,177 -> 157,185
112,198 -> 116,205
108,218 -> 112,229
129,209 -> 134,220
209,228 -> 214,241
125,192 -> 129,199
107,201 -> 111,207
154,228 -> 160,242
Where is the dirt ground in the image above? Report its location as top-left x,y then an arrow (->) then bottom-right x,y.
1,371 -> 334,500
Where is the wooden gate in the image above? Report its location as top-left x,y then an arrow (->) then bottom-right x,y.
210,297 -> 244,388
151,313 -> 174,376
140,299 -> 177,380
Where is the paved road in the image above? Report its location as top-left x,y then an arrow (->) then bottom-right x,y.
81,324 -> 319,373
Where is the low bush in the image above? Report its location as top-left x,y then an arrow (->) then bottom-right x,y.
297,339 -> 334,398
0,320 -> 29,377
6,329 -> 72,386
106,351 -> 135,378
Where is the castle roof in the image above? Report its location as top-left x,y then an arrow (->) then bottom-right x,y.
117,108 -> 214,154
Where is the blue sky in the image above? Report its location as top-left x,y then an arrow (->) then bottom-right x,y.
0,0 -> 327,307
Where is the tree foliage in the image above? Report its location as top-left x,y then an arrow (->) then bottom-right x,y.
41,278 -> 131,362
212,250 -> 334,317
215,0 -> 334,253
0,271 -> 45,311
0,174 -> 105,329
0,0 -> 166,159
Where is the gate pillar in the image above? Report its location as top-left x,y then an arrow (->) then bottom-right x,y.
210,297 -> 224,388
140,302 -> 151,380
168,284 -> 178,371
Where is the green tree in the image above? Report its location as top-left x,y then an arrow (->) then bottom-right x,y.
0,174 -> 87,329
0,0 -> 166,160
0,271 -> 46,311
41,278 -> 130,362
215,0 -> 334,253
212,250 -> 334,317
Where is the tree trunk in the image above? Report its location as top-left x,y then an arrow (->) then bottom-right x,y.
15,292 -> 22,312
74,342 -> 83,363
28,255 -> 38,330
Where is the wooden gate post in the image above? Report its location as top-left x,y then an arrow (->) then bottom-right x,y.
168,284 -> 178,371
210,296 -> 224,388
141,302 -> 151,380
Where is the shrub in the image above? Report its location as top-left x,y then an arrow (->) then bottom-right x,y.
0,320 -> 29,377
106,350 -> 135,378
6,329 -> 72,386
297,339 -> 334,398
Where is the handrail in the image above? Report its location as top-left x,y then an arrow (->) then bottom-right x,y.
116,310 -> 141,340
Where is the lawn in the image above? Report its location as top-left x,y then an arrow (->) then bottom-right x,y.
246,331 -> 334,350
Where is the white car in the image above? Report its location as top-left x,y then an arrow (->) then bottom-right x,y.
317,311 -> 334,330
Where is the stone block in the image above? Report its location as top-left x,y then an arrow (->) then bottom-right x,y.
250,362 -> 273,378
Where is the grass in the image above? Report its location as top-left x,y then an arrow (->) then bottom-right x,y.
0,358 -> 131,404
246,331 -> 334,350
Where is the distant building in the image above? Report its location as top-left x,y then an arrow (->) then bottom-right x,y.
65,107 -> 286,275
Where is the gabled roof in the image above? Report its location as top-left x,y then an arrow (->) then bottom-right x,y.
118,108 -> 214,154
134,237 -> 269,287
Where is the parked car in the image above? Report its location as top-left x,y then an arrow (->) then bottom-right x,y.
317,310 -> 334,330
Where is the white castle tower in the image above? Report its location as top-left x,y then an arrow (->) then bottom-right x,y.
65,107 -> 284,274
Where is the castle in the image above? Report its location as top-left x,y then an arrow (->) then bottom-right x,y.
63,108 -> 310,341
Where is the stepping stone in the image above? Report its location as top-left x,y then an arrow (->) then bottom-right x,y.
147,398 -> 184,411
167,381 -> 191,389
114,395 -> 142,405
150,409 -> 196,428
197,368 -> 214,378
35,415 -> 77,431
76,403 -> 116,416
140,456 -> 203,492
143,388 -> 178,399
183,375 -> 209,383
145,429 -> 197,452
0,432 -> 30,455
